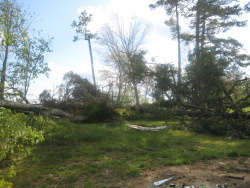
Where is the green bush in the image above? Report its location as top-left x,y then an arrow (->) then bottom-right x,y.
80,103 -> 120,122
0,108 -> 55,186
190,115 -> 250,138
121,105 -> 174,121
42,120 -> 80,145
0,108 -> 44,163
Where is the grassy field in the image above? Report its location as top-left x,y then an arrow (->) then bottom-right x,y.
11,120 -> 250,187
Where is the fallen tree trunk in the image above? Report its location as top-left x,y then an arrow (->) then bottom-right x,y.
138,106 -> 210,117
138,106 -> 249,119
0,100 -> 86,122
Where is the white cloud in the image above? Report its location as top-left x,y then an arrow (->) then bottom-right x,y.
78,0 -> 175,62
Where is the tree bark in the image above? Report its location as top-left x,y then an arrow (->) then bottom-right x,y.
133,82 -> 140,107
195,0 -> 201,62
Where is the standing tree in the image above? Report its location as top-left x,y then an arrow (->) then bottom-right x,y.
181,0 -> 249,103
152,0 -> 250,136
0,0 -> 26,99
98,15 -> 149,107
150,0 -> 189,84
0,0 -> 52,102
8,31 -> 52,103
71,10 -> 97,93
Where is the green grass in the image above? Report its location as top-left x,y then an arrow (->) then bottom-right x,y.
243,106 -> 250,112
11,120 -> 250,187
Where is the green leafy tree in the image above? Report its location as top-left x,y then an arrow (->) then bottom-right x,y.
58,71 -> 96,103
0,0 -> 52,102
152,0 -> 250,136
0,0 -> 27,99
153,63 -> 177,101
9,31 -> 52,103
183,0 -> 250,104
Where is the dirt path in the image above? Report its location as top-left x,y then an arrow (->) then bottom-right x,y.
118,158 -> 250,188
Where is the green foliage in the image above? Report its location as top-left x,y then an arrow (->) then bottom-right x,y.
151,0 -> 250,138
0,108 -> 44,163
0,0 -> 26,99
0,166 -> 14,188
9,31 -> 53,102
190,116 -> 250,138
41,120 -> 82,145
71,10 -> 94,41
40,72 -> 117,123
81,103 -> 120,122
0,0 -> 53,102
0,107 -> 58,186
121,105 -> 174,121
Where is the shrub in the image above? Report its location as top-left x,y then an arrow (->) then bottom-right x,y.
0,108 -> 54,186
121,105 -> 174,121
0,108 -> 44,163
190,115 -> 250,138
80,103 -> 120,122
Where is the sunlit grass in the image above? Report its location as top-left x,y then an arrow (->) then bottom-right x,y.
243,106 -> 250,112
12,121 -> 250,187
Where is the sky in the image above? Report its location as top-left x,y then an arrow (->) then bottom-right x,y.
18,0 -> 250,102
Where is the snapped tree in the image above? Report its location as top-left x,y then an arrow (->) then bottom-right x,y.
71,10 -> 97,93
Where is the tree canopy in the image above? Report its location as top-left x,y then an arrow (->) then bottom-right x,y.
0,0 -> 52,103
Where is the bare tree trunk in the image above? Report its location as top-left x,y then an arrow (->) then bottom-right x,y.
133,82 -> 140,107
115,72 -> 123,107
87,38 -> 97,95
194,0 -> 201,99
195,2 -> 201,62
176,4 -> 182,85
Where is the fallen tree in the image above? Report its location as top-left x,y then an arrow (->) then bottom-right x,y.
0,100 -> 86,122
138,106 -> 250,119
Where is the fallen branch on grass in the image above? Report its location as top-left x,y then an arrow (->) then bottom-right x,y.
224,175 -> 245,180
125,124 -> 168,131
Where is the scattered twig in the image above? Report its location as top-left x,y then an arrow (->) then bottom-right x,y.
224,175 -> 245,180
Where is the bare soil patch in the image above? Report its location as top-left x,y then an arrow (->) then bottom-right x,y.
117,158 -> 250,188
